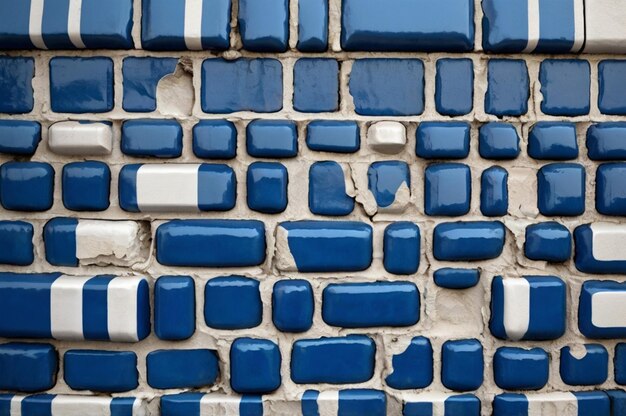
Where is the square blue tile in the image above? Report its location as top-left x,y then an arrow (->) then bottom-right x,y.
0,221 -> 34,266
204,277 -> 262,330
247,162 -> 288,214
383,222 -> 420,275
154,276 -> 196,341
309,161 -> 354,216
478,123 -> 520,160
528,122 -> 578,160
537,163 -> 585,216
272,280 -> 314,333
540,59 -> 590,116
0,162 -> 54,212
435,58 -> 474,116
122,57 -> 178,112
599,60 -> 626,115
230,338 -> 281,393
441,339 -> 484,391
62,161 -> 110,212
193,120 -> 237,159
425,163 -> 471,216
485,59 -> 529,117
596,163 -> 626,216
293,58 -> 339,113
247,120 -> 297,158
238,0 -> 289,52
0,57 -> 34,114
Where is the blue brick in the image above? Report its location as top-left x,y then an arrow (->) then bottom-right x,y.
49,57 -> 114,114
433,221 -> 505,261
291,335 -> 375,384
537,163 -> 586,216
540,59 -> 590,116
0,57 -> 34,114
385,337 -> 433,389
201,59 -> 283,113
322,282 -> 420,328
596,163 -> 626,216
341,0 -> 474,52
64,350 -> 138,393
0,343 -> 57,392
578,280 -> 626,339
0,221 -> 33,266
416,122 -> 470,159
193,120 -> 237,159
309,161 -> 354,216
0,120 -> 41,155
480,166 -> 508,217
350,59 -> 424,116
121,119 -> 183,158
247,120 -> 298,158
524,222 -> 571,262
43,218 -> 78,267
297,0 -> 328,52
247,162 -> 288,214
204,277 -> 262,330
599,60 -> 626,115
368,161 -> 410,209
586,122 -> 626,161
616,343 -> 626,385
0,162 -> 54,212
403,394 -> 481,416
231,338 -> 281,393
478,123 -> 520,160
435,59 -> 474,116
122,57 -> 178,112
383,222 -> 420,275
294,59 -> 339,113
441,339 -> 484,392
434,268 -> 480,289
156,220 -> 266,267
607,390 -> 626,415
306,120 -> 360,153
560,344 -> 608,386
62,161 -> 110,212
238,0 -> 288,52
303,390 -> 387,416
485,60 -> 529,117
494,347 -> 549,390
425,163 -> 471,216
272,279 -> 314,333
147,349 -> 219,389
528,122 -> 579,160
154,276 -> 195,341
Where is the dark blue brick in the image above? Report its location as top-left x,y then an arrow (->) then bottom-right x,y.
596,163 -> 626,216
560,344 -> 608,386
230,338 -> 281,393
247,162 -> 288,214
587,123 -> 626,161
0,162 -> 54,212
616,343 -> 626,385
147,349 -> 219,389
309,161 -> 354,216
0,221 -> 33,266
416,122 -> 470,159
383,222 -> 420,275
385,337 -> 433,389
599,60 -> 626,115
64,350 -> 138,393
247,120 -> 298,158
425,163 -> 471,216
122,57 -> 178,112
478,123 -> 520,160
540,59 -> 590,116
193,120 -> 237,159
154,276 -> 195,341
43,218 -> 77,267
537,163 -> 585,216
435,59 -> 474,116
204,276 -> 262,330
494,347 -> 549,390
0,343 -> 57,392
524,222 -> 571,262
272,280 -> 314,333
62,161 -> 110,212
238,0 -> 288,52
121,119 -> 183,158
350,59 -> 424,116
528,122 -> 578,160
294,59 -> 338,113
306,120 -> 359,153
0,57 -> 34,114
0,120 -> 41,155
368,161 -> 410,209
441,339 -> 484,391
485,59 -> 529,117
297,0 -> 328,52
433,221 -> 505,261
434,268 -> 480,289
480,166 -> 508,217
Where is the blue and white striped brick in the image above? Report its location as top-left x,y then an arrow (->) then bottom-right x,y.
575,223 -> 626,274
492,391 -> 610,416
0,394 -> 145,416
578,280 -> 626,339
402,393 -> 480,416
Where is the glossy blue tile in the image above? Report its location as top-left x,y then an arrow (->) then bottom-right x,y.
433,221 -> 505,261
309,161 -> 354,216
368,161 -> 410,209
306,120 -> 359,153
230,338 -> 281,393
121,119 -> 183,158
485,59 -> 529,117
540,59 -> 590,116
322,282 -> 420,328
340,0 -> 474,52
42,218 -> 77,267
494,347 -> 549,390
416,122 -> 471,159
0,120 -> 41,155
294,59 -> 339,113
586,123 -> 626,161
574,224 -> 626,274
0,57 -> 34,114
425,163 -> 471,216
49,57 -> 114,114
193,120 -> 237,159
524,222 -> 571,262
156,220 -> 266,267
0,162 -> 54,212
201,58 -> 283,113
147,349 -> 219,389
607,390 -> 626,415
278,221 -> 372,272
478,123 -> 520,160
596,163 -> 626,216
122,57 -> 177,112
204,276 -> 262,330
578,280 -> 626,339
62,161 -> 110,212
434,268 -> 480,289
616,343 -> 626,385
0,221 -> 33,266
385,337 -> 433,389
247,162 -> 288,214
246,120 -> 297,158
141,0 -> 231,50
64,350 -> 138,393
272,280 -> 314,333
383,222 -> 420,275
441,339 -> 484,392
297,0 -> 328,52
238,0 -> 288,52
599,60 -> 626,115
291,335 -> 375,384
0,343 -> 57,392
199,164 -> 237,211
154,276 -> 195,341
560,344 -> 608,386
528,122 -> 578,160
481,166 -> 508,217
435,59 -> 474,116
537,163 -> 586,216
350,59 -> 424,116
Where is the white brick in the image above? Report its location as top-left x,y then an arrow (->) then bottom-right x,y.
367,121 -> 406,154
48,121 -> 112,155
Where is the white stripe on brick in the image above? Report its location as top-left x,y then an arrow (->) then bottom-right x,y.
50,275 -> 92,341
571,0 -> 584,52
200,394 -> 241,416
523,0 -> 540,53
591,291 -> 626,328
29,0 -> 47,49
136,164 -> 200,212
184,0 -> 204,50
67,0 -> 86,48
317,391 -> 339,416
527,393 -> 577,416
107,276 -> 142,342
51,395 -> 111,416
10,395 -> 23,416
591,223 -> 626,261
503,278 -> 530,341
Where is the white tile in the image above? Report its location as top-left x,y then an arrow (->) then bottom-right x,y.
584,0 -> 626,53
136,164 -> 200,212
75,220 -> 145,266
367,121 -> 406,154
48,121 -> 112,155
